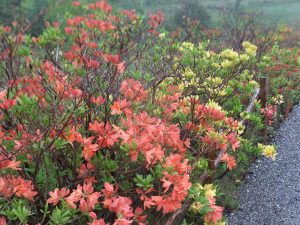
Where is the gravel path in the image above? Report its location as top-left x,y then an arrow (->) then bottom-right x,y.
227,104 -> 300,225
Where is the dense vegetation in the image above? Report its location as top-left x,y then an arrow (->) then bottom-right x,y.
1,1 -> 300,225
3,0 -> 300,35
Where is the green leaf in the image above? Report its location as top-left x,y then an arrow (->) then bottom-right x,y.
50,207 -> 72,225
134,174 -> 154,190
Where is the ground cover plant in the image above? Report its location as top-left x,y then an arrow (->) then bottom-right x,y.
0,1 -> 299,225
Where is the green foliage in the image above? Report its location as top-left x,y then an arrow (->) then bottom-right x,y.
134,174 -> 154,190
49,206 -> 76,225
38,26 -> 63,47
1,199 -> 32,224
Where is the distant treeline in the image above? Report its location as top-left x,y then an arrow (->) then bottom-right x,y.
0,0 -> 245,35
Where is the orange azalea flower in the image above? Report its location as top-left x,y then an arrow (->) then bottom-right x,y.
0,176 -> 37,201
0,89 -> 7,101
145,145 -> 165,166
72,1 -> 81,7
65,182 -> 100,212
120,79 -> 146,102
77,162 -> 95,179
204,197 -> 223,223
226,133 -> 240,151
65,126 -> 83,145
82,137 -> 99,160
111,101 -> 122,115
90,96 -> 105,105
14,179 -> 38,201
122,10 -> 137,21
106,196 -> 134,220
0,216 -> 6,225
0,99 -> 17,110
221,153 -> 237,170
134,207 -> 147,225
95,1 -> 112,13
89,121 -> 119,148
0,156 -> 21,171
102,182 -> 116,198
47,187 -> 70,205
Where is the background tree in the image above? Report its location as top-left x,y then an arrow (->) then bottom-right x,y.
171,0 -> 211,29
234,0 -> 244,15
0,0 -> 25,25
23,0 -> 51,35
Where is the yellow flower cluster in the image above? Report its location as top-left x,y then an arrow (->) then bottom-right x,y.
189,183 -> 217,213
220,49 -> 239,60
271,94 -> 284,105
175,41 -> 259,104
190,201 -> 203,213
158,32 -> 166,39
220,49 -> 240,69
237,123 -> 246,135
206,100 -> 223,112
181,69 -> 200,88
184,68 -> 196,79
239,53 -> 250,62
258,143 -> 277,160
179,42 -> 194,51
239,69 -> 255,82
242,41 -> 257,56
205,50 -> 214,58
204,77 -> 223,87
220,42 -> 257,69
221,60 -> 234,69
212,62 -> 221,69
202,184 -> 217,198
249,80 -> 259,88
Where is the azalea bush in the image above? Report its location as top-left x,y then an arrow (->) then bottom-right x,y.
259,44 -> 300,120
0,68 -> 191,224
139,33 -> 264,131
170,41 -> 259,116
0,2 -> 229,224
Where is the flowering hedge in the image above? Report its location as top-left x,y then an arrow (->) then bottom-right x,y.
0,1 -> 294,225
259,44 -> 300,119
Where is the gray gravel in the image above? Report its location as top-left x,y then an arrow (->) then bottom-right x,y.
227,104 -> 300,225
